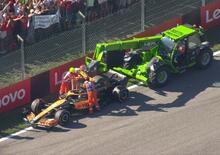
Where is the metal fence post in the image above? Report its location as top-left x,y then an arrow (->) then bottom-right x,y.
201,0 -> 205,6
141,0 -> 145,32
17,35 -> 25,80
78,11 -> 86,55
82,20 -> 86,55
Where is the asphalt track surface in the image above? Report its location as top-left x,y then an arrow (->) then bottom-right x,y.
0,53 -> 220,155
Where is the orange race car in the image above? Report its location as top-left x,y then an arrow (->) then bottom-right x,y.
23,70 -> 129,128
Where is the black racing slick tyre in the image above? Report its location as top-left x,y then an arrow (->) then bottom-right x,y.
196,48 -> 213,69
93,75 -> 105,85
31,98 -> 46,114
112,85 -> 129,103
93,75 -> 110,91
148,66 -> 169,88
55,110 -> 70,126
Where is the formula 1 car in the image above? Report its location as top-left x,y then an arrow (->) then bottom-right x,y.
23,70 -> 129,128
85,24 -> 213,87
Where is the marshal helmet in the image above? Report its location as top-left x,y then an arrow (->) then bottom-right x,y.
69,67 -> 75,73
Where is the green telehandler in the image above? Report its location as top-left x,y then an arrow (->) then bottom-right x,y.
86,25 -> 213,87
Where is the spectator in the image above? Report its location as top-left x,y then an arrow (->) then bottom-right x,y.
57,0 -> 67,30
107,0 -> 113,14
0,0 -> 140,56
78,0 -> 85,14
64,0 -> 74,29
13,9 -> 28,41
111,0 -> 118,13
99,0 -> 108,17
26,8 -> 35,44
5,11 -> 15,52
13,0 -> 21,16
0,2 -> 11,54
119,0 -> 127,10
0,19 -> 7,54
86,0 -> 95,22
72,0 -> 80,26
93,0 -> 100,19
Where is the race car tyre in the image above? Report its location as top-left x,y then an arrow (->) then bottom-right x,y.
55,110 -> 70,126
112,85 -> 129,103
196,48 -> 213,69
93,75 -> 108,90
31,98 -> 46,114
148,66 -> 169,88
93,75 -> 105,84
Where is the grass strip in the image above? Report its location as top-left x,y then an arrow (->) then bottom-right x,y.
0,107 -> 29,138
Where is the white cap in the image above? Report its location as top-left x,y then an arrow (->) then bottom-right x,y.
3,13 -> 7,18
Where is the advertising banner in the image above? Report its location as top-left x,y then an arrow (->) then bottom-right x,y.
0,79 -> 31,113
34,11 -> 60,29
201,1 -> 220,29
49,57 -> 85,93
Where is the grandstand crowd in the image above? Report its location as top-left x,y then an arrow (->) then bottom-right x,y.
0,0 -> 139,55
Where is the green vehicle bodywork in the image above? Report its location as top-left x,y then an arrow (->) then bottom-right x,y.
86,25 -> 213,87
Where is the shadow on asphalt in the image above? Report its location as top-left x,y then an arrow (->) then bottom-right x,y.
64,120 -> 87,129
9,135 -> 34,140
71,85 -> 166,120
74,58 -> 220,119
148,58 -> 220,110
85,90 -> 168,118
20,58 -> 220,132
28,126 -> 71,133
46,127 -> 70,132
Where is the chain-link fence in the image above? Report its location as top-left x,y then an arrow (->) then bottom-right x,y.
0,0 -> 216,88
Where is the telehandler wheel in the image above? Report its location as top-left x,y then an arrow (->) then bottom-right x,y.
196,48 -> 213,69
113,85 -> 129,102
148,66 -> 169,88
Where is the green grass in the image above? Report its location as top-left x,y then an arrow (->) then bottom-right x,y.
0,107 -> 29,138
0,28 -> 85,88
0,51 -> 83,88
